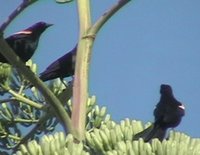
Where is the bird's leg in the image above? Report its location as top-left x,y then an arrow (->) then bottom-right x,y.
60,78 -> 68,88
60,77 -> 74,88
71,76 -> 74,83
67,76 -> 74,87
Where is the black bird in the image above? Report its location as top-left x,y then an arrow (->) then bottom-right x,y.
1,22 -> 52,63
39,46 -> 77,82
133,84 -> 185,142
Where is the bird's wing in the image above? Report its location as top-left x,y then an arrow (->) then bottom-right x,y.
43,51 -> 74,74
39,51 -> 74,81
133,125 -> 154,141
40,60 -> 60,76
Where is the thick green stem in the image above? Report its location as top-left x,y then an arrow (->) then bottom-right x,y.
71,0 -> 131,141
71,0 -> 92,141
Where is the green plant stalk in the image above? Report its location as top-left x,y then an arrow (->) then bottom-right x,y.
18,83 -> 25,94
12,96 -> 42,108
71,0 -> 92,141
0,84 -> 43,109
3,133 -> 21,141
71,0 -> 131,141
0,36 -> 72,134
14,118 -> 38,123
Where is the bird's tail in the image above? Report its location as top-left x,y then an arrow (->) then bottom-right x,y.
133,124 -> 166,142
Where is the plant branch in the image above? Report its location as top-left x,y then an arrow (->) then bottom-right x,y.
71,0 -> 92,141
0,84 -> 43,109
88,0 -> 131,36
0,0 -> 38,32
1,133 -> 21,141
14,118 -> 39,123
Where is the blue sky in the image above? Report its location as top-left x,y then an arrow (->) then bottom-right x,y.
1,0 -> 200,137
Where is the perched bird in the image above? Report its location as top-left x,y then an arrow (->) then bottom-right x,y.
1,22 -> 52,63
39,46 -> 77,82
133,84 -> 185,142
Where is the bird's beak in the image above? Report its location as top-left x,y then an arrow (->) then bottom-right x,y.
46,23 -> 53,27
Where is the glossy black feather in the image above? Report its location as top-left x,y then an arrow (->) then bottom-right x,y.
133,84 -> 185,142
1,22 -> 52,63
39,46 -> 77,82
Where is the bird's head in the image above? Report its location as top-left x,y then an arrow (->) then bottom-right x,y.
160,84 -> 173,95
36,22 -> 53,28
32,21 -> 53,30
25,22 -> 53,35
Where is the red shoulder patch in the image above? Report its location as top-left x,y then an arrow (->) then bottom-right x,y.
13,30 -> 32,35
